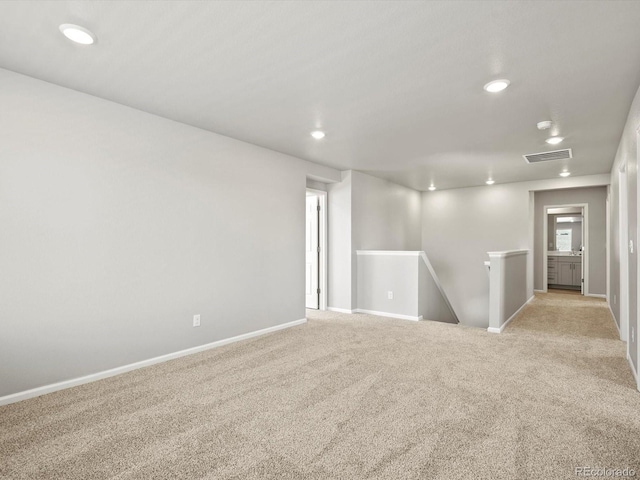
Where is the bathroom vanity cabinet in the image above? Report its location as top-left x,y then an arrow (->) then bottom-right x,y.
548,255 -> 582,288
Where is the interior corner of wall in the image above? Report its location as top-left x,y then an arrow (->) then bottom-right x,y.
340,170 -> 353,181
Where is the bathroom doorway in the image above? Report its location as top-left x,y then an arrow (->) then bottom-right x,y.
543,205 -> 587,295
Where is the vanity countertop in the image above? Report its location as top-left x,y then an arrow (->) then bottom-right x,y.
548,251 -> 582,257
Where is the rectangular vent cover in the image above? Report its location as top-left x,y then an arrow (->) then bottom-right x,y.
523,148 -> 572,164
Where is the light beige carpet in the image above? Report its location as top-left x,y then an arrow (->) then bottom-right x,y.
1,293 -> 639,479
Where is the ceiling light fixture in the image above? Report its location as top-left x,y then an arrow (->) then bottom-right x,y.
483,79 -> 510,93
428,185 -> 436,191
559,171 -> 571,177
486,179 -> 495,185
537,121 -> 553,130
310,130 -> 325,140
546,136 -> 564,145
59,24 -> 96,45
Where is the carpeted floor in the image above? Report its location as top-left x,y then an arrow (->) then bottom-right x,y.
1,292 -> 638,479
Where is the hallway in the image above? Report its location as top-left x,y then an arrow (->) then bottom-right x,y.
507,292 -> 618,339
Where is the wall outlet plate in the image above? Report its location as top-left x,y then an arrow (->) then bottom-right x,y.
387,291 -> 394,300
193,314 -> 201,327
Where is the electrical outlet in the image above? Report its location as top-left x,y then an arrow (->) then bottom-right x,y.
193,314 -> 201,327
387,291 -> 394,300
630,240 -> 634,254
614,294 -> 617,305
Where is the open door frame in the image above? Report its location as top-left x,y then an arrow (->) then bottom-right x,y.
306,188 -> 327,310
542,203 -> 589,294
619,163 -> 629,343
635,128 -> 640,392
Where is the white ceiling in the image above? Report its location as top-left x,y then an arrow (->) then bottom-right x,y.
1,1 -> 640,191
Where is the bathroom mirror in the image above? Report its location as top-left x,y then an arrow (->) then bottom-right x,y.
548,214 -> 583,252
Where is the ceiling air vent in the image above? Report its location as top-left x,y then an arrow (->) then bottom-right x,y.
523,148 -> 572,164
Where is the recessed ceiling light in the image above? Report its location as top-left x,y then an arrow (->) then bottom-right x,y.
486,179 -> 495,185
537,121 -> 553,130
428,185 -> 436,191
310,130 -> 325,140
483,79 -> 510,93
559,171 -> 571,177
546,136 -> 564,145
59,24 -> 96,45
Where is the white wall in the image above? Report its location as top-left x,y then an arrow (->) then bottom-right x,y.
610,82 -> 640,376
0,69 -> 340,398
356,253 -> 419,318
421,174 -> 610,327
355,251 -> 457,323
534,187 -> 607,294
351,171 -> 422,251
327,170 -> 422,312
327,172 -> 354,311
306,179 -> 327,191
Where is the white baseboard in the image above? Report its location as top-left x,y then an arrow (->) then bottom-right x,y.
627,353 -> 639,391
585,293 -> 607,299
487,295 -> 535,334
534,289 -> 545,293
607,304 -> 622,337
327,307 -> 354,314
0,318 -> 307,407
328,306 -> 422,322
354,309 -> 422,322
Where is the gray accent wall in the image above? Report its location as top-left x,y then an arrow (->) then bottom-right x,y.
610,82 -> 640,375
0,69 -> 340,398
533,187 -> 607,294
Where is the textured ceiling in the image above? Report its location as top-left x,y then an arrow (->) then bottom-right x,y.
1,1 -> 640,190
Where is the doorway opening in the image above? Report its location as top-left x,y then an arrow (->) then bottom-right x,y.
305,189 -> 327,310
619,163 -> 629,342
543,204 -> 588,295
